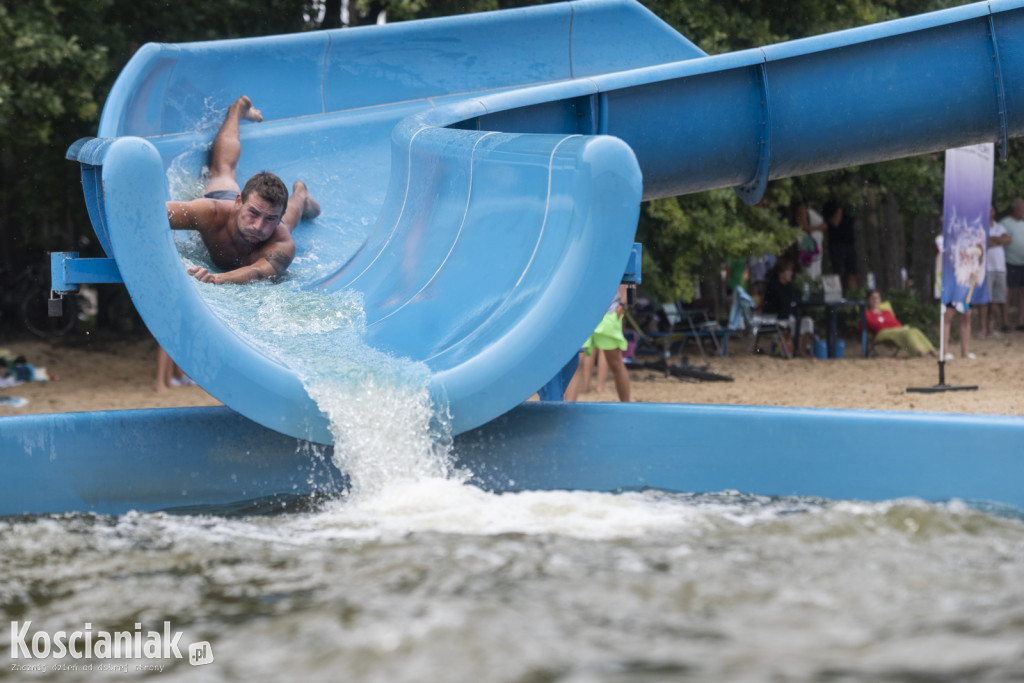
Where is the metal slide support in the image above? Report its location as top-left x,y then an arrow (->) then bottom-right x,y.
48,251 -> 122,317
51,252 -> 123,294
987,13 -> 1010,161
622,242 -> 642,285
734,60 -> 773,205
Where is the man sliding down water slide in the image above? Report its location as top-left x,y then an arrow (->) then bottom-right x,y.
166,96 -> 321,285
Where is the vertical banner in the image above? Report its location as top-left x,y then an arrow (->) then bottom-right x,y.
942,143 -> 994,307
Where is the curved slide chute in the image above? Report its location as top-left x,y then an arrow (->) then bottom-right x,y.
69,0 -> 1024,443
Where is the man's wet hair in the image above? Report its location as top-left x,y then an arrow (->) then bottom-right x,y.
241,171 -> 288,211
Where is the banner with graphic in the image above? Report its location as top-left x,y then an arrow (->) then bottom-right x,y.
941,143 -> 994,307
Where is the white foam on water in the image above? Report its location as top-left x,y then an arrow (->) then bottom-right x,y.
315,481 -> 715,540
190,271 -> 456,502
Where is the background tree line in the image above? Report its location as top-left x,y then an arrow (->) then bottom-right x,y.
2,0 -> 1021,333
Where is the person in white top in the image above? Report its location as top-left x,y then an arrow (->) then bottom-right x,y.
797,204 -> 826,280
1001,197 -> 1024,329
980,206 -> 1011,337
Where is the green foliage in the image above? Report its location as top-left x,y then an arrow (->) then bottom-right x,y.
643,0 -> 900,54
638,189 -> 798,302
0,1 -> 108,143
993,138 -> 1024,215
347,0 -> 546,25
362,0 -> 498,22
0,0 -> 111,261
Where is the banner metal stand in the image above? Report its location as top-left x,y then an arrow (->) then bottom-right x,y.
907,303 -> 977,393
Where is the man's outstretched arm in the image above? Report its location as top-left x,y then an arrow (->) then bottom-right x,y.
187,261 -> 274,285
188,239 -> 295,285
167,199 -> 222,231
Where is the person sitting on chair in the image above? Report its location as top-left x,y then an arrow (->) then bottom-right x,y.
762,259 -> 814,357
864,290 -> 937,358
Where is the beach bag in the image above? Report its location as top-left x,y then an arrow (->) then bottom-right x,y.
797,234 -> 819,267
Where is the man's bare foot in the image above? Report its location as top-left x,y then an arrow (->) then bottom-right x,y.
302,196 -> 321,220
293,181 -> 321,220
234,95 -> 262,123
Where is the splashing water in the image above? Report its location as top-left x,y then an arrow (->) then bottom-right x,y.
192,273 -> 457,500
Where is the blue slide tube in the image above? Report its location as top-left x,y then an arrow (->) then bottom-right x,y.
3,404 -> 1023,516
64,0 -> 1024,445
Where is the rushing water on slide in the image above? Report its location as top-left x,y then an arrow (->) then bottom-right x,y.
3,166 -> 1023,682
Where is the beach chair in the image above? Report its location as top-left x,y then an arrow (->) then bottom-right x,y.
658,300 -> 733,361
731,286 -> 793,358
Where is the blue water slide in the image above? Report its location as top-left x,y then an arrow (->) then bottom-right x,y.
4,403 -> 1024,516
66,0 -> 1024,444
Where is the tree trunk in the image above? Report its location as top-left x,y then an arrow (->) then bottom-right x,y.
862,185 -> 881,290
879,192 -> 906,292
910,213 -> 940,302
699,271 -> 723,323
353,1 -> 385,26
321,0 -> 343,28
0,147 -> 22,274
849,172 -> 867,290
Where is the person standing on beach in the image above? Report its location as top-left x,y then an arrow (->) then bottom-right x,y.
165,96 -> 321,285
980,206 -> 1011,337
578,284 -> 631,402
999,198 -> 1024,330
823,198 -> 858,294
796,203 -> 826,281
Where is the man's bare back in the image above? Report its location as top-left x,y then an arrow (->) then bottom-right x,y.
165,96 -> 320,285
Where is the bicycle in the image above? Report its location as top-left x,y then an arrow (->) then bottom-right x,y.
624,308 -> 734,383
0,259 -> 83,339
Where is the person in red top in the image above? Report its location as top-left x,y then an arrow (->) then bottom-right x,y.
864,290 -> 937,358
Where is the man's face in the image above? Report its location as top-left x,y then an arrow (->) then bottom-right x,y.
235,194 -> 283,245
1014,202 -> 1024,220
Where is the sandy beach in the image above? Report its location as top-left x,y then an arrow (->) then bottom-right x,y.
2,328 -> 1022,419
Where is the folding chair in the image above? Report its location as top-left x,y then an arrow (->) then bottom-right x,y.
866,301 -> 902,358
681,298 -> 731,356
660,301 -> 729,361
731,286 -> 792,358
